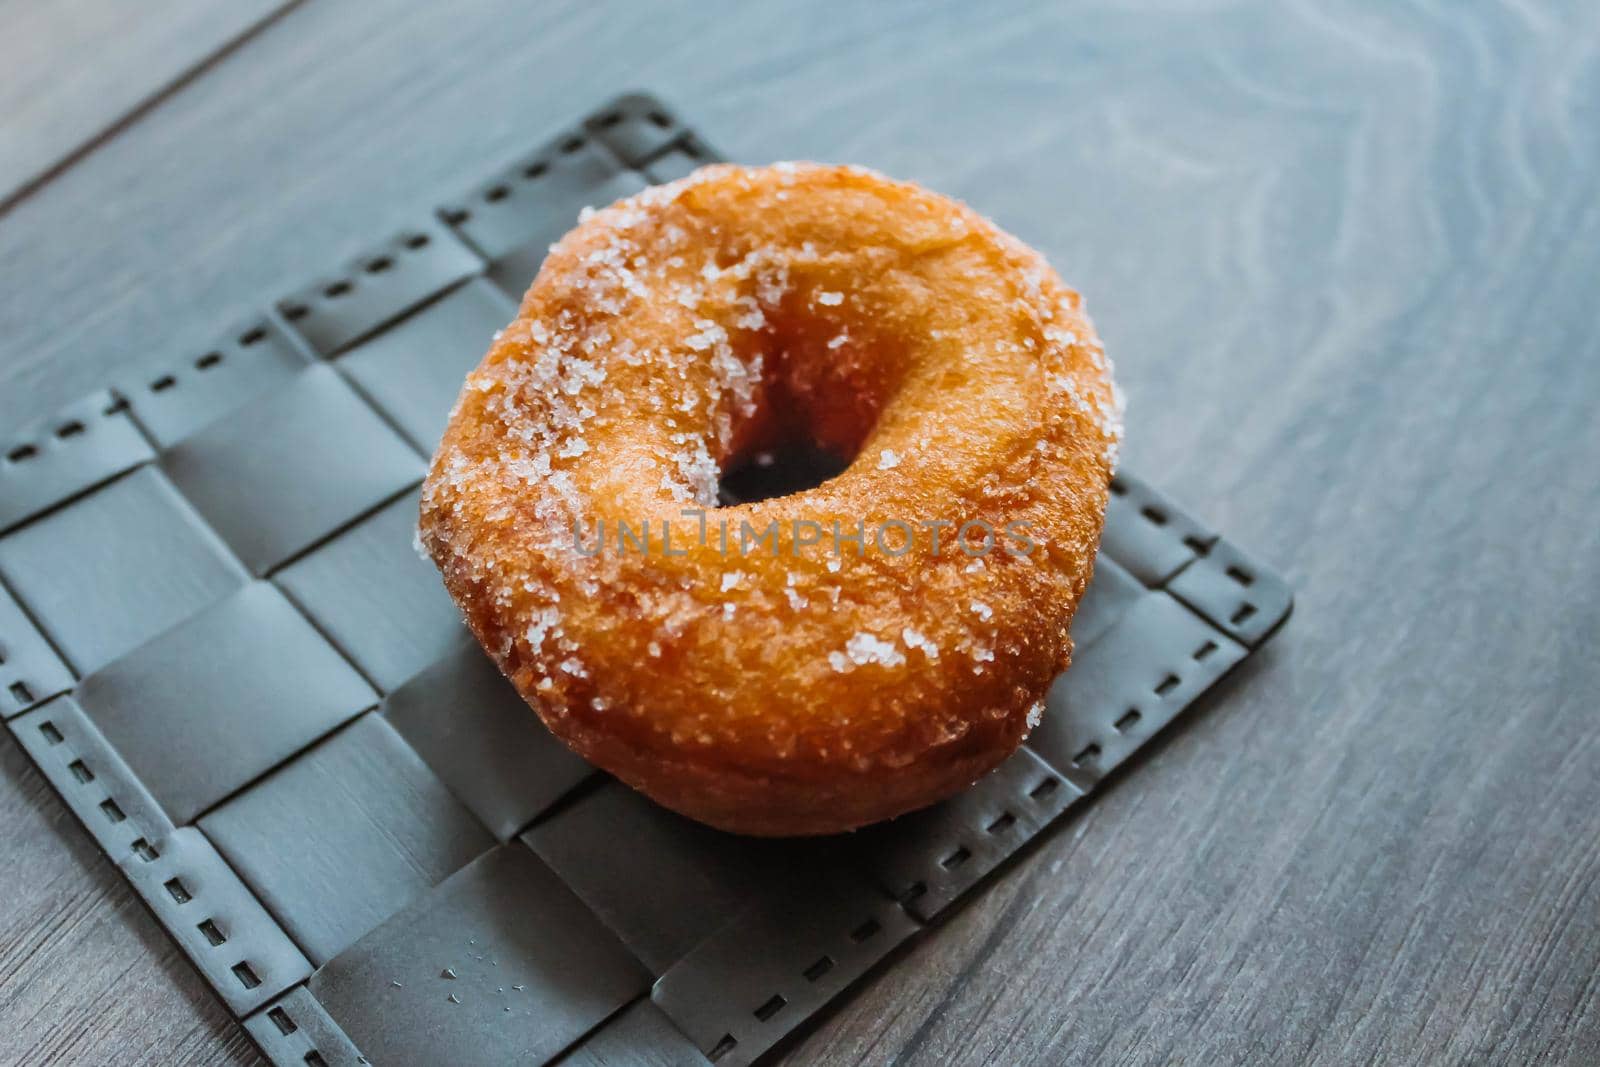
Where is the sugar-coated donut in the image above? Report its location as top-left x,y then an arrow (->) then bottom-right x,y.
419,163 -> 1121,836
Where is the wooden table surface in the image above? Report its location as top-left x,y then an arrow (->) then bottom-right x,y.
3,2 -> 1598,1064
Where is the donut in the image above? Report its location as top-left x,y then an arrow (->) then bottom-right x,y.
419,163 -> 1122,836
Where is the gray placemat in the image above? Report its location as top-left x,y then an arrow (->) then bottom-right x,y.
0,92 -> 1291,1067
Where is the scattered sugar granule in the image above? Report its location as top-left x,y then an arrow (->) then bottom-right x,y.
683,319 -> 726,352
647,641 -> 662,658
785,588 -> 809,611
902,628 -> 939,660
558,657 -> 588,678
827,331 -> 849,350
736,303 -> 767,330
524,607 -> 562,652
832,630 -> 908,671
839,632 -> 905,669
971,600 -> 993,621
877,449 -> 901,471
816,290 -> 844,306
826,558 -> 841,573
720,571 -> 745,592
1025,699 -> 1046,731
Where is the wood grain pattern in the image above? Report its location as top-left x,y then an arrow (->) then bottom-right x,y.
2,0 -> 1599,1064
0,0 -> 294,209
0,743 -> 257,1066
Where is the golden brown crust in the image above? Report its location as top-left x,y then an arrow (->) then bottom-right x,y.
419,163 -> 1120,836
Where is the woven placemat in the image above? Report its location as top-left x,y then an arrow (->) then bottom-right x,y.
0,93 -> 1292,1066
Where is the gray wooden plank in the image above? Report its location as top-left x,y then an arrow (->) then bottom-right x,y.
0,0 -> 291,208
0,742 -> 257,1066
2,1 -> 1599,1066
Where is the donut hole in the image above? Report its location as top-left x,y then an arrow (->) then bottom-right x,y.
718,439 -> 850,505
